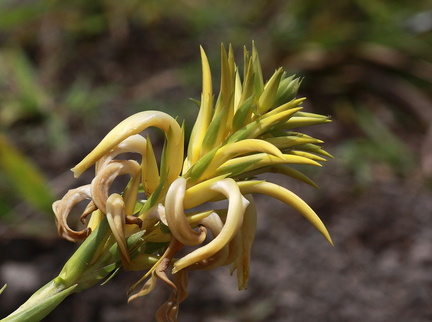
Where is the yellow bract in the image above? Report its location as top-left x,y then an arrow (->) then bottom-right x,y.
238,180 -> 333,245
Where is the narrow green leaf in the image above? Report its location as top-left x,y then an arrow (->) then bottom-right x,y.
0,135 -> 54,214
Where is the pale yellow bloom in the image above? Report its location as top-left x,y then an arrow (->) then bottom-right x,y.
165,177 -> 207,246
25,43 -> 334,322
173,178 -> 250,274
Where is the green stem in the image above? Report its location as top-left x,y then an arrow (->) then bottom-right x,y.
1,281 -> 77,322
1,220 -> 111,322
1,219 -> 149,321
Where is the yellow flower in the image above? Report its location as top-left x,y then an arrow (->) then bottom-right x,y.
44,43 -> 333,321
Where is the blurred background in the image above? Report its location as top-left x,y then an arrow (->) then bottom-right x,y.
1,0 -> 432,321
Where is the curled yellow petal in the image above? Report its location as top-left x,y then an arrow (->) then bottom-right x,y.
238,180 -> 333,245
173,178 -> 249,273
95,134 -> 147,174
199,139 -> 284,180
72,111 -> 182,179
183,175 -> 229,209
165,177 -> 207,246
91,160 -> 141,214
187,212 -> 229,270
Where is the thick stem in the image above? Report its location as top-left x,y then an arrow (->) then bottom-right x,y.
1,280 -> 76,322
1,219 -> 149,321
1,220 -> 112,321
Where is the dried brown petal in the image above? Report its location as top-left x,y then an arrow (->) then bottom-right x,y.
52,185 -> 92,242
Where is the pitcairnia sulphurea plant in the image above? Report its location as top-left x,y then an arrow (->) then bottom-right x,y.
1,43 -> 333,322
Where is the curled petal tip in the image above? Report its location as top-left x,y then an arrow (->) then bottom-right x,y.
165,177 -> 207,246
106,193 -> 131,266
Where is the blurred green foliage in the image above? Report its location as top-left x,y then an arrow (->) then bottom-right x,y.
0,0 -> 431,235
0,135 -> 54,215
339,106 -> 416,187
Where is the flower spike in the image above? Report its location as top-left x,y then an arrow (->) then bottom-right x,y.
5,44 -> 334,322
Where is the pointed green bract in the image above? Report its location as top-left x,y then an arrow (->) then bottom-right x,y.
274,76 -> 302,107
138,174 -> 167,218
251,42 -> 264,96
227,107 -> 302,144
284,115 -> 331,129
257,68 -> 284,114
239,57 -> 256,105
263,97 -> 305,118
294,143 -> 334,159
265,135 -> 323,150
187,46 -> 213,165
201,109 -> 225,153
216,157 -> 262,178
187,147 -> 218,181
57,219 -> 110,286
232,95 -> 255,131
142,135 -> 160,197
